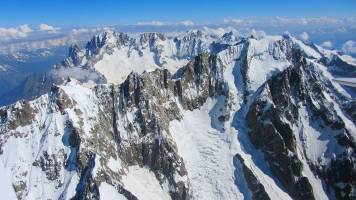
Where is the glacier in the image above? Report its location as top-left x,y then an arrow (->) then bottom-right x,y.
0,29 -> 355,200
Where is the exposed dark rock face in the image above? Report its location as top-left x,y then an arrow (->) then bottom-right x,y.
0,53 -> 227,199
110,85 -> 121,149
118,69 -> 187,198
175,54 -> 226,110
72,152 -> 99,200
116,53 -> 226,199
246,95 -> 310,199
0,100 -> 37,139
234,154 -> 271,200
1,31 -> 356,200
246,49 -> 356,199
0,30 -> 222,106
51,84 -> 76,113
324,154 -> 356,200
343,100 -> 356,124
32,151 -> 62,182
235,40 -> 250,99
140,33 -> 166,46
246,53 -> 307,199
9,101 -> 35,129
174,30 -> 208,59
86,32 -> 123,56
67,44 -> 84,67
320,54 -> 356,77
13,181 -> 26,199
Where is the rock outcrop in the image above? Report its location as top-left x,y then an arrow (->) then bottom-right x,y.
1,30 -> 355,200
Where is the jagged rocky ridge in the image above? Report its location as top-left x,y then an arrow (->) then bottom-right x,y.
246,49 -> 355,199
0,30 -> 221,106
0,30 -> 355,200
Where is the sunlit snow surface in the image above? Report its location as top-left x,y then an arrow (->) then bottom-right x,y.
0,161 -> 17,200
333,78 -> 356,88
121,166 -> 171,200
0,30 -> 355,200
170,98 -> 243,199
100,182 -> 127,200
94,46 -> 188,84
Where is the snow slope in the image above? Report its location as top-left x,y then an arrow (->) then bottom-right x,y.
99,182 -> 127,200
0,161 -> 17,200
122,166 -> 171,200
170,98 -> 243,200
0,30 -> 355,200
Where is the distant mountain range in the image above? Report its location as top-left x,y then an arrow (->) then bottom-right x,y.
0,29 -> 355,200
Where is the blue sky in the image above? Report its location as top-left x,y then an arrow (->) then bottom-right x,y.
0,0 -> 355,27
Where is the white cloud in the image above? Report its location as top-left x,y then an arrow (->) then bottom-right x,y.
342,40 -> 356,55
72,28 -> 91,35
180,20 -> 194,26
272,17 -> 308,26
202,26 -> 238,37
52,67 -> 101,82
71,27 -> 111,35
299,32 -> 309,41
221,17 -> 351,27
137,20 -> 195,26
271,17 -> 341,26
102,26 -> 115,32
7,37 -> 69,52
39,24 -> 57,33
223,18 -> 244,24
19,24 -> 32,34
0,36 -> 82,54
137,21 -> 166,26
319,41 -> 333,49
0,25 -> 113,54
0,24 -> 33,40
305,17 -> 339,25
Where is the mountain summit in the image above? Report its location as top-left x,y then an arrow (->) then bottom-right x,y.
0,30 -> 355,200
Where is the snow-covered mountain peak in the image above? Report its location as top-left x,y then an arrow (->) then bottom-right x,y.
45,30 -> 356,98
1,28 -> 356,200
139,32 -> 166,45
54,30 -> 223,85
221,31 -> 237,43
85,31 -> 122,56
182,29 -> 204,38
3,29 -> 355,107
67,44 -> 84,66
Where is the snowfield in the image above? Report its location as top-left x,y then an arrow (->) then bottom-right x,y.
0,29 -> 355,200
122,166 -> 171,200
170,98 -> 243,199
